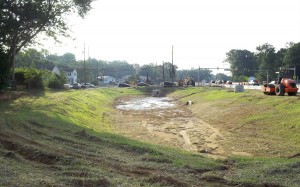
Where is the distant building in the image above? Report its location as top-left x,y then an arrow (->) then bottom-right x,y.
98,76 -> 116,84
59,66 -> 77,84
37,64 -> 77,84
248,76 -> 256,82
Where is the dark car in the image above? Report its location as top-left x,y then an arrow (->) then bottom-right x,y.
81,83 -> 95,88
137,82 -> 148,86
118,83 -> 131,87
161,81 -> 176,87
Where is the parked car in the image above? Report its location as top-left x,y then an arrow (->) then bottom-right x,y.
81,83 -> 95,88
118,83 -> 131,87
249,80 -> 259,86
71,83 -> 82,89
64,84 -> 72,89
161,81 -> 176,87
137,82 -> 148,86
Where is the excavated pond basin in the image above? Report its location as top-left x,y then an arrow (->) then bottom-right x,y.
116,97 -> 175,110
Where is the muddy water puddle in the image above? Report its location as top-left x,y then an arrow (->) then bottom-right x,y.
116,97 -> 175,110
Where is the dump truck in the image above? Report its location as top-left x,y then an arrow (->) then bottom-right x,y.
262,77 -> 298,96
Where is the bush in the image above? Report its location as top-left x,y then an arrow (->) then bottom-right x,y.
47,73 -> 67,89
15,68 -> 45,89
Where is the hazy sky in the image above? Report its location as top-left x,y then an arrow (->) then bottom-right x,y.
43,0 -> 300,70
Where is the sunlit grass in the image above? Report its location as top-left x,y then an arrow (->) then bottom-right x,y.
1,87 -> 300,186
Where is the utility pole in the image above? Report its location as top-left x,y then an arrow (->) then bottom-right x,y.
88,46 -> 90,83
97,61 -> 99,86
154,62 -> 157,85
198,66 -> 200,86
83,43 -> 86,84
171,45 -> 174,83
162,61 -> 165,82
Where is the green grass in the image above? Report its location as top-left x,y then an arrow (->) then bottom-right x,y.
223,157 -> 300,186
1,87 -> 300,186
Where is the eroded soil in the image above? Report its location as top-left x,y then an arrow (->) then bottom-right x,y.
113,96 -> 226,158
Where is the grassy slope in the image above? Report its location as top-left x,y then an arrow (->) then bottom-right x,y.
0,88 -> 226,187
0,87 -> 299,186
169,87 -> 300,186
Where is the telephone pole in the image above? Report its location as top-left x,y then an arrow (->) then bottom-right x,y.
162,61 -> 165,82
83,43 -> 86,84
171,45 -> 174,83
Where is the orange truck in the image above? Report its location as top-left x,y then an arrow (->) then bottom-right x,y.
262,77 -> 298,96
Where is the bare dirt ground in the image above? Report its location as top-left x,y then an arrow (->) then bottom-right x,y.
112,96 -> 227,158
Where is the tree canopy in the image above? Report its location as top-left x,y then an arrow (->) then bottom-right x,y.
0,0 -> 94,87
225,42 -> 300,82
225,49 -> 256,81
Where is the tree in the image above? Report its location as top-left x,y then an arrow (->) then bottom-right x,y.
283,42 -> 300,77
225,49 -> 256,81
139,64 -> 155,82
0,0 -> 94,87
255,43 -> 277,81
177,68 -> 213,82
215,73 -> 231,81
62,53 -> 76,64
16,48 -> 46,68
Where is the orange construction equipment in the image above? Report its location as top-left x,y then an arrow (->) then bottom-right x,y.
262,77 -> 298,96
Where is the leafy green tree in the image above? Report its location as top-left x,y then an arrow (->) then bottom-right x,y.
46,54 -> 61,63
0,0 -> 94,88
16,48 -> 46,68
176,68 -> 213,82
283,42 -> 300,77
225,49 -> 256,81
215,73 -> 231,81
104,61 -> 135,79
255,43 -> 277,81
139,64 -> 159,84
62,53 -> 76,64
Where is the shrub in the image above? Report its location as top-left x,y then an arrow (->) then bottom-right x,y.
47,73 -> 67,89
15,68 -> 45,89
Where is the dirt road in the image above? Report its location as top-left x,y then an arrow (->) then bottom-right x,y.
112,96 -> 226,158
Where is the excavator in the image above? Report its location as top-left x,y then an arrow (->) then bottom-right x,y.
262,76 -> 298,96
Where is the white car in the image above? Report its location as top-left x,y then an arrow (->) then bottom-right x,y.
249,80 -> 259,86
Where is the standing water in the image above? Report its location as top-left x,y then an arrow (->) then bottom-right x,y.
116,97 -> 175,110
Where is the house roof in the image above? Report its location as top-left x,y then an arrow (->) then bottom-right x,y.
36,63 -> 76,73
57,65 -> 76,72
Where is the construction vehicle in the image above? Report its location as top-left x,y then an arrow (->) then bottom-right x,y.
178,76 -> 195,87
262,77 -> 298,96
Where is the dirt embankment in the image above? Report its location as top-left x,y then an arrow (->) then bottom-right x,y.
112,96 -> 227,158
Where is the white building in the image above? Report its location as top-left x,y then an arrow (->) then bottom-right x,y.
98,76 -> 116,84
52,65 -> 77,84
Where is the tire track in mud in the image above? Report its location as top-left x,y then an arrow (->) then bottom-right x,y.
113,97 -> 225,158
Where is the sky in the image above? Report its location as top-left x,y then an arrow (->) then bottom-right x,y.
42,0 -> 300,71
